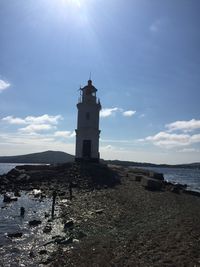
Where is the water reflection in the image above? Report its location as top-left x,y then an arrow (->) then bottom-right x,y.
0,191 -> 63,266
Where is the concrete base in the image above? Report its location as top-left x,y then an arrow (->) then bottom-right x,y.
75,158 -> 99,163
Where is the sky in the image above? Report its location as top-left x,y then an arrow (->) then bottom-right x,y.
0,0 -> 200,164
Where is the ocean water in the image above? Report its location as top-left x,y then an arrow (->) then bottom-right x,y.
134,166 -> 200,192
0,163 -> 27,175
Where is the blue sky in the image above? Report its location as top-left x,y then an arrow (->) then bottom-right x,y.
0,0 -> 200,164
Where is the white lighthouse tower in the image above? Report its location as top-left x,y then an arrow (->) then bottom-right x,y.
75,79 -> 101,162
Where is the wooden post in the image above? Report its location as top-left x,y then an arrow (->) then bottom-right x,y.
69,182 -> 72,201
51,191 -> 57,219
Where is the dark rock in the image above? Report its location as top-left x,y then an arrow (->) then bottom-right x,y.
7,232 -> 23,238
7,167 -> 23,177
20,207 -> 25,216
29,220 -> 42,227
149,171 -> 164,181
14,190 -> 21,197
134,175 -> 142,182
45,212 -> 50,218
76,231 -> 87,239
142,177 -> 163,191
63,220 -> 74,230
39,249 -> 47,255
3,194 -> 18,202
95,209 -> 104,214
171,186 -> 180,194
16,174 -> 29,181
43,225 -> 52,233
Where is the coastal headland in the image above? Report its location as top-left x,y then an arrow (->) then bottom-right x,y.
0,163 -> 200,266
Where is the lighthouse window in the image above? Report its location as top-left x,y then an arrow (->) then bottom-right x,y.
86,112 -> 90,120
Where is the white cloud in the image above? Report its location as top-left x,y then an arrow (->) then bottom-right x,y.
100,108 -> 136,118
19,124 -> 54,133
2,114 -> 63,125
100,108 -> 120,118
123,110 -> 136,117
166,119 -> 200,132
54,131 -> 75,138
100,145 -> 114,150
0,79 -> 10,92
145,131 -> 191,148
142,119 -> 200,149
2,116 -> 27,125
178,148 -> 199,153
2,114 -> 63,134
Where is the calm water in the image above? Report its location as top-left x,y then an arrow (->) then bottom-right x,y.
133,166 -> 200,192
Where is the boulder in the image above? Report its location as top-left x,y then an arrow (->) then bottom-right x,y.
63,220 -> 74,230
16,174 -> 30,182
29,220 -> 42,227
141,177 -> 163,191
7,232 -> 23,238
95,209 -> 104,214
39,250 -> 47,255
3,194 -> 18,202
149,171 -> 164,181
43,225 -> 52,233
134,175 -> 142,182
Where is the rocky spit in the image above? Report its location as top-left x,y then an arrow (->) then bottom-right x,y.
0,163 -> 200,266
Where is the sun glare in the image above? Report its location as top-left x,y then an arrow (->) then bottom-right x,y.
61,0 -> 82,8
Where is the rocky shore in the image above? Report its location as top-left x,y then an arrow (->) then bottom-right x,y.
0,163 -> 200,266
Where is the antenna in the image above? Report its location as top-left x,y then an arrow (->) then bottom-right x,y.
89,71 -> 92,80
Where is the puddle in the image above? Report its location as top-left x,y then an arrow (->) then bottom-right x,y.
0,191 -> 64,266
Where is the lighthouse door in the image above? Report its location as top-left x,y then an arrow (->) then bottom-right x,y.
82,140 -> 91,158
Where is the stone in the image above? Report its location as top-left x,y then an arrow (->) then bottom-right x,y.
95,209 -> 104,214
134,175 -> 142,182
171,186 -> 180,194
7,232 -> 23,238
141,177 -> 163,191
16,174 -> 28,181
3,194 -> 18,202
20,207 -> 25,216
43,225 -> 52,233
14,190 -> 21,197
149,171 -> 164,181
63,220 -> 74,230
39,250 -> 47,255
29,220 -> 42,227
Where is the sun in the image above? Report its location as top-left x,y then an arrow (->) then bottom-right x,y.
61,0 -> 82,8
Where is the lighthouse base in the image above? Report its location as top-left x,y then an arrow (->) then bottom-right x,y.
75,158 -> 100,163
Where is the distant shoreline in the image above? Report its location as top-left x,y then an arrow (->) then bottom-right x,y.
0,150 -> 199,169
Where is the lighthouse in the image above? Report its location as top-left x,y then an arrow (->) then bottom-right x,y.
75,79 -> 101,162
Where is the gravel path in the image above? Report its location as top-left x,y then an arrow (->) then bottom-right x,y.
48,166 -> 200,267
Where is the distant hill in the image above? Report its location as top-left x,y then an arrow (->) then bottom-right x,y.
0,151 -> 74,164
104,160 -> 200,170
0,151 -> 199,169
